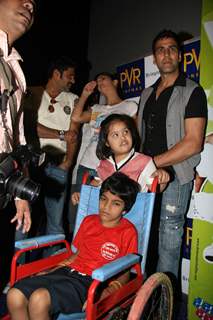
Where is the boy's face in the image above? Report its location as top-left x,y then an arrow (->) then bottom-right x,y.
99,190 -> 125,227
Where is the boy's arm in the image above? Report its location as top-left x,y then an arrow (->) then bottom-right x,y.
100,271 -> 130,300
57,251 -> 79,267
99,228 -> 138,300
36,252 -> 79,275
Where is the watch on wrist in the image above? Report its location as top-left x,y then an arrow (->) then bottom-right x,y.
58,130 -> 65,141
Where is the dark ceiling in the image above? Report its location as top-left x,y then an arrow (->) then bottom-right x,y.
15,0 -> 91,93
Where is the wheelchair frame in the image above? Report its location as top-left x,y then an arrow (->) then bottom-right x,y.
2,177 -> 173,319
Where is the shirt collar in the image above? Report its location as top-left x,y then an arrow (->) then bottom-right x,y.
152,72 -> 187,90
109,148 -> 135,168
0,29 -> 23,62
45,90 -> 64,102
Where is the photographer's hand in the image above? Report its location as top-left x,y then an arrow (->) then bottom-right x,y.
11,200 -> 31,233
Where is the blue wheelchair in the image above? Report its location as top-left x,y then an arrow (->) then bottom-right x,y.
2,178 -> 173,319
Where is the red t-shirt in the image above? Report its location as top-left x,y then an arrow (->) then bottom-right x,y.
70,215 -> 138,275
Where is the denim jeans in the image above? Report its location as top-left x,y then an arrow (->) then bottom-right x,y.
44,163 -> 68,235
157,176 -> 192,279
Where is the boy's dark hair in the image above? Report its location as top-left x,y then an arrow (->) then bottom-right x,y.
152,29 -> 181,54
47,56 -> 77,79
96,114 -> 141,160
100,172 -> 140,212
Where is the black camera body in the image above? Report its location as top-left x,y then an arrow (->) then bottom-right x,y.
0,145 -> 44,209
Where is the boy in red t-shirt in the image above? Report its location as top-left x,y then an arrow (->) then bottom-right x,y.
7,172 -> 140,319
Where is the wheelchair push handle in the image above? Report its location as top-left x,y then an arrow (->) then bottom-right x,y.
82,171 -> 90,185
150,176 -> 158,193
82,172 -> 158,192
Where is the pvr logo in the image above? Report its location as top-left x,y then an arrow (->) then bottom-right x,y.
120,67 -> 141,88
183,49 -> 200,72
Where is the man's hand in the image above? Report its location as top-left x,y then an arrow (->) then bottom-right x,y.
64,130 -> 78,143
151,169 -> 170,192
151,169 -> 170,184
11,199 -> 31,233
58,159 -> 71,171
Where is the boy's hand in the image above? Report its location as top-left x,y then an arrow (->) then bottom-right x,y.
71,192 -> 80,205
58,253 -> 78,267
36,265 -> 62,276
37,253 -> 78,275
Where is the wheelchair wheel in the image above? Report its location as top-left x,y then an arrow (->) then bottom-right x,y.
127,272 -> 173,320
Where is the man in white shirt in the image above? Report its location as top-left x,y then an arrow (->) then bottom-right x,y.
25,57 -> 79,241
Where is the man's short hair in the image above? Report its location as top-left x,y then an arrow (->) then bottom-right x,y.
47,56 -> 77,79
152,29 -> 181,54
100,172 -> 140,212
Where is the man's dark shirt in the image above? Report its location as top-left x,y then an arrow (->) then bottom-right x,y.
143,73 -> 207,161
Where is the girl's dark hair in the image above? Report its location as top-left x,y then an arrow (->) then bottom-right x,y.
94,71 -> 119,81
152,29 -> 181,54
96,114 -> 141,160
100,172 -> 140,212
94,72 -> 123,99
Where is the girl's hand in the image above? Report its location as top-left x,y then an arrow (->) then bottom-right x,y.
82,81 -> 97,97
71,192 -> 80,205
90,178 -> 102,187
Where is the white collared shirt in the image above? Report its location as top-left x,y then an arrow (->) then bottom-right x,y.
0,30 -> 26,153
38,90 -> 78,154
98,149 -> 156,192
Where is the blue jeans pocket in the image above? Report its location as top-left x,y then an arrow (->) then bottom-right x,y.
44,164 -> 68,197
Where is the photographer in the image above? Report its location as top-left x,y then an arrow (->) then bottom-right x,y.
0,0 -> 35,234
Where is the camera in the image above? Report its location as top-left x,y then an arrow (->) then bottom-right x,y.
0,145 -> 45,209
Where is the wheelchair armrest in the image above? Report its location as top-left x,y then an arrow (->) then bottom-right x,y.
15,234 -> 65,250
92,254 -> 140,282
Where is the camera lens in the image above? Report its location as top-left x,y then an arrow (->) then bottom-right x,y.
6,174 -> 40,202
